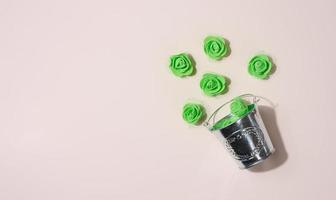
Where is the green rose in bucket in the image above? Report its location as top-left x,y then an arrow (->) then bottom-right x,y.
169,53 -> 194,77
210,96 -> 255,130
248,54 -> 273,79
203,36 -> 229,60
230,97 -> 249,117
200,73 -> 227,96
182,103 -> 204,125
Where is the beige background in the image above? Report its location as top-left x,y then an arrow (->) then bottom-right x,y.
1,0 -> 336,199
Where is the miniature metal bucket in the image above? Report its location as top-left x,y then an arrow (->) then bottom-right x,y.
205,94 -> 275,169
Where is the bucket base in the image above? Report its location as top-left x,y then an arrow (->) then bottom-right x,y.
238,148 -> 275,169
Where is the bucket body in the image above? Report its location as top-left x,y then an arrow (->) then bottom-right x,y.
209,96 -> 275,169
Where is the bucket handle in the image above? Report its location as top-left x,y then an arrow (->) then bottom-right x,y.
203,94 -> 275,128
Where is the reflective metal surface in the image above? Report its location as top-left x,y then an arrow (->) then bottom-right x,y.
213,105 -> 275,169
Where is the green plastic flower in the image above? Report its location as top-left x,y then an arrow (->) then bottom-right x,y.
248,54 -> 273,79
211,104 -> 256,130
200,73 -> 226,96
169,53 -> 194,77
203,36 -> 229,60
230,97 -> 249,117
211,104 -> 255,130
211,116 -> 238,130
182,103 -> 204,125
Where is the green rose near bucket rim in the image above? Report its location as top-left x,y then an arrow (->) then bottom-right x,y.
200,73 -> 227,96
169,53 -> 194,77
230,97 -> 249,117
248,54 -> 273,79
210,97 -> 255,131
203,36 -> 229,60
182,103 -> 204,125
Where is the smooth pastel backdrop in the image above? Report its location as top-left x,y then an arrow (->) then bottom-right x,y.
1,0 -> 335,199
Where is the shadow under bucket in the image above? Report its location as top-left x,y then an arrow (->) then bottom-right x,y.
205,94 -> 275,169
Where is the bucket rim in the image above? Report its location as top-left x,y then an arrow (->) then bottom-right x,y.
204,94 -> 259,130
209,104 -> 256,131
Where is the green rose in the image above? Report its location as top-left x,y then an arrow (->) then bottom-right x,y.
211,116 -> 239,131
248,54 -> 273,79
200,73 -> 226,96
203,36 -> 229,60
230,97 -> 249,117
169,53 -> 194,77
182,103 -> 204,125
